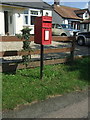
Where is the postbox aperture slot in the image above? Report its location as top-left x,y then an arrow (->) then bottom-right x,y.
42,21 -> 51,23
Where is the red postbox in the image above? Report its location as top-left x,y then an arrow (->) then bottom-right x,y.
34,16 -> 52,45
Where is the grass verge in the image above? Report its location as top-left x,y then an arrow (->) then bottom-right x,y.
2,57 -> 90,110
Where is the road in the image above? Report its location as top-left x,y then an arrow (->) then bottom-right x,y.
2,90 -> 89,118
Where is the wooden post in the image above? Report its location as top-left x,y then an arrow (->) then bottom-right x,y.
71,37 -> 75,62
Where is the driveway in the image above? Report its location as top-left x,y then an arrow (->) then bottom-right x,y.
1,41 -> 90,62
74,44 -> 90,57
2,90 -> 89,118
32,42 -> 90,60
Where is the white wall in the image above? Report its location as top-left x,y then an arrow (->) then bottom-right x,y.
63,19 -> 68,24
14,9 -> 24,34
0,6 -> 24,35
0,7 -> 5,35
83,11 -> 90,20
43,10 -> 52,16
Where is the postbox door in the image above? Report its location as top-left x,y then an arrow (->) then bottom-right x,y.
42,28 -> 52,45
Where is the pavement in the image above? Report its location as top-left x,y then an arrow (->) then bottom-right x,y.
2,89 -> 89,119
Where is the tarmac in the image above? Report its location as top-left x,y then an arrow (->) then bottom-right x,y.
2,89 -> 89,119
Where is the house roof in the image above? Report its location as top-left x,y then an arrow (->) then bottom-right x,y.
74,9 -> 89,15
80,19 -> 90,24
54,5 -> 82,20
0,0 -> 52,10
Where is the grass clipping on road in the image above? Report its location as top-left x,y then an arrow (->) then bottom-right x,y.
2,57 -> 90,110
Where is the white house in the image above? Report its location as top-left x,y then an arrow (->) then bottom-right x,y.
52,0 -> 82,30
74,1 -> 90,32
0,0 -> 52,36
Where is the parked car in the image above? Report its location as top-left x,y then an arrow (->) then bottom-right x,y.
76,32 -> 90,46
61,24 -> 80,36
52,23 -> 80,36
52,23 -> 70,36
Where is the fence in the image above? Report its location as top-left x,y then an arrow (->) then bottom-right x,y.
0,36 -> 75,72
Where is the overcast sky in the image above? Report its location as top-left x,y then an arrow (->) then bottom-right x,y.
43,0 -> 89,9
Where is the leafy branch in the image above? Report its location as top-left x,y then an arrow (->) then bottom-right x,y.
16,27 -> 32,67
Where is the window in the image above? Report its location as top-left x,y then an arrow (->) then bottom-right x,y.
10,15 -> 12,24
52,24 -> 55,28
31,10 -> 38,15
84,24 -> 87,29
23,9 -> 40,25
25,16 -> 28,24
31,16 -> 37,25
61,24 -> 66,28
24,10 -> 29,25
56,24 -> 62,29
24,10 -> 28,14
30,10 -> 40,25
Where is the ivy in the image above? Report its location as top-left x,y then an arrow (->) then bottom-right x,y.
16,27 -> 32,67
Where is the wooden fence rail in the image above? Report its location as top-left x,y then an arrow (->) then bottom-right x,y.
0,48 -> 73,57
0,36 -> 76,72
0,36 -> 75,42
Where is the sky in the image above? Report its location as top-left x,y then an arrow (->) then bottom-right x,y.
43,0 -> 90,9
1,0 -> 89,9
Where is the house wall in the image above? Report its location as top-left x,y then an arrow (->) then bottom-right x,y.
0,6 -> 5,35
43,10 -> 52,16
83,11 -> 90,20
52,10 -> 63,24
0,6 -> 25,35
0,5 -> 52,35
63,19 -> 68,24
14,9 -> 24,34
80,23 -> 90,32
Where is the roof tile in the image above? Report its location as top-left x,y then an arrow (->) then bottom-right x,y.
54,5 -> 82,20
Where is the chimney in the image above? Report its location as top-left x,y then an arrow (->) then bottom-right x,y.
54,0 -> 60,6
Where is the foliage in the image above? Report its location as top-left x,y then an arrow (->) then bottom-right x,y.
16,27 -> 32,66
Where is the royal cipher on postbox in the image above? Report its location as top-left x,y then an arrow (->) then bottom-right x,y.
34,16 -> 52,45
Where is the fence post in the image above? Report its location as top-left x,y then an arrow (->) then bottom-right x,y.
70,37 -> 76,62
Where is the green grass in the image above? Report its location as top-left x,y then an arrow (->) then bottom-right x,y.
2,57 -> 90,110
